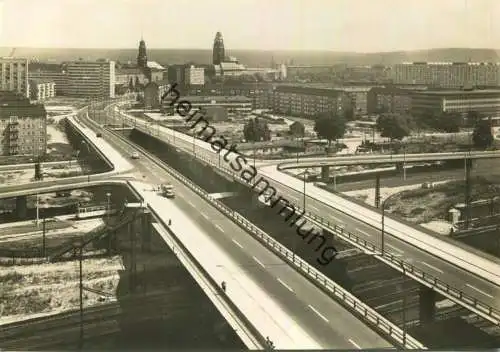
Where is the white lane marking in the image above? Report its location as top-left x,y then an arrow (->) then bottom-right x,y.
386,244 -> 404,253
253,256 -> 265,268
466,284 -> 494,298
232,239 -> 244,249
355,228 -> 372,237
200,212 -> 209,220
277,278 -> 294,293
309,205 -> 319,212
308,304 -> 329,323
186,200 -> 194,207
349,339 -> 362,349
215,224 -> 225,233
421,261 -> 444,274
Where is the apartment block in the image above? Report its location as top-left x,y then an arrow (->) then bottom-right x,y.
65,59 -> 115,98
0,57 -> 29,97
272,85 -> 345,118
0,91 -> 47,157
29,70 -> 68,95
391,62 -> 500,88
29,79 -> 55,101
367,87 -> 415,114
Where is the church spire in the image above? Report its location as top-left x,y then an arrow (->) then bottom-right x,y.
137,37 -> 147,68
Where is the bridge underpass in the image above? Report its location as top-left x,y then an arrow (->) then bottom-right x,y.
127,127 -> 500,348
0,200 -> 243,350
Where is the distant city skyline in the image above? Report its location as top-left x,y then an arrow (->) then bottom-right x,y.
1,0 -> 500,52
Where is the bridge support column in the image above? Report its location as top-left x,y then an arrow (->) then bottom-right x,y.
465,158 -> 474,170
141,211 -> 152,253
395,162 -> 404,172
419,284 -> 437,324
321,166 -> 330,183
15,196 -> 27,220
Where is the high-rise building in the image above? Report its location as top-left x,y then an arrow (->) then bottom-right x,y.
0,91 -> 47,156
213,32 -> 225,65
391,62 -> 500,88
0,57 -> 29,97
137,38 -> 148,68
185,65 -> 205,86
65,59 -> 115,98
29,70 -> 68,95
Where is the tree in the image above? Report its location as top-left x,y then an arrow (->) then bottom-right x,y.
128,77 -> 134,91
313,112 -> 346,145
376,113 -> 414,140
472,119 -> 493,149
343,107 -> 355,121
289,121 -> 305,138
243,118 -> 271,142
467,111 -> 481,127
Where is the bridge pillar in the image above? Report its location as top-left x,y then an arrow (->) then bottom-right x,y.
419,284 -> 437,324
15,196 -> 27,220
141,211 -> 152,252
321,166 -> 330,182
395,162 -> 404,172
465,158 -> 474,170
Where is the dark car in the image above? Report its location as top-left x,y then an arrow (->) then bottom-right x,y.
96,132 -> 102,137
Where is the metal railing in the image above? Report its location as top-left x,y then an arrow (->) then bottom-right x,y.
109,127 -> 426,349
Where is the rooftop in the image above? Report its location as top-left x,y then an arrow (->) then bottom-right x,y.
29,78 -> 55,85
147,61 -> 165,70
414,88 -> 500,95
182,95 -> 252,103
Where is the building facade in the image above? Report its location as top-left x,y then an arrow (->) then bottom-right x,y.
391,62 -> 500,88
272,85 -> 346,117
0,57 -> 29,97
65,59 -> 115,98
29,70 -> 68,95
184,66 -> 205,86
367,87 -> 415,114
143,80 -> 169,109
411,89 -> 500,118
29,79 -> 56,101
0,91 -> 47,156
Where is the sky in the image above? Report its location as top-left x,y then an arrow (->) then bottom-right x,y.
0,0 -> 500,52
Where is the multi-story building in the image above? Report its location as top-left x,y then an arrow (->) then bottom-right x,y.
28,79 -> 56,101
272,85 -> 346,118
391,62 -> 500,88
0,57 -> 29,97
143,80 -> 169,109
340,87 -> 371,115
29,70 -> 68,95
115,67 -> 147,88
367,86 -> 415,114
184,65 -> 205,86
411,89 -> 500,118
0,91 -> 47,156
167,64 -> 187,86
163,95 -> 251,117
65,59 -> 115,98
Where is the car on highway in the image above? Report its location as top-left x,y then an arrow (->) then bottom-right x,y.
161,183 -> 175,198
131,152 -> 140,159
96,132 -> 102,138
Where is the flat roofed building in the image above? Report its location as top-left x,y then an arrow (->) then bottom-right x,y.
29,79 -> 55,101
185,66 -> 205,86
0,57 -> 29,97
391,62 -> 500,88
29,70 -> 68,95
65,59 -> 115,98
411,88 -> 500,117
367,86 -> 415,114
273,85 -> 345,117
0,91 -> 47,156
143,80 -> 169,109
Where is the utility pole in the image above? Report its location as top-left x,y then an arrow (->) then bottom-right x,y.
465,158 -> 471,229
79,240 -> 84,349
375,174 -> 381,208
402,264 -> 407,348
42,216 -> 46,258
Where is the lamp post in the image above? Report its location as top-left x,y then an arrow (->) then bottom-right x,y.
302,168 -> 310,211
106,192 -> 111,220
402,144 -> 407,181
401,263 -> 407,347
35,193 -> 40,226
381,197 -> 388,255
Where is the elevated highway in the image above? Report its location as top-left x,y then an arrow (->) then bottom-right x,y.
0,104 -> 420,349
114,107 -> 500,327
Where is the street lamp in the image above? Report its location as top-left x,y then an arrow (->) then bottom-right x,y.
302,168 -> 310,211
106,192 -> 111,220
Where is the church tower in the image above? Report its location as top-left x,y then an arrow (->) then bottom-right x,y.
137,37 -> 148,68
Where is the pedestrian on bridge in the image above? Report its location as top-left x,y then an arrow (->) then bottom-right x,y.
221,281 -> 226,292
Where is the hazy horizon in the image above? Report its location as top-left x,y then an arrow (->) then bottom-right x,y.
2,0 -> 500,52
